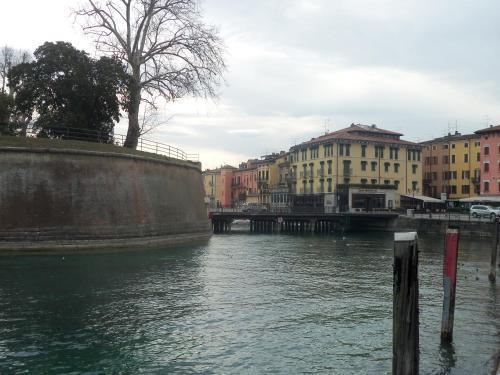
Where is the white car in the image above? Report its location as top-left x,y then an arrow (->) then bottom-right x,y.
241,203 -> 268,213
470,205 -> 500,219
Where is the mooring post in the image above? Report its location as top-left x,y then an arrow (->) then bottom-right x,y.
489,220 -> 499,282
393,232 -> 419,375
441,226 -> 459,343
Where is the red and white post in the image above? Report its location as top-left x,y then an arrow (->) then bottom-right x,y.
441,226 -> 459,343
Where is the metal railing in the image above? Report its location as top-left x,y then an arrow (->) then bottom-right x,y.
24,126 -> 199,162
407,211 -> 498,223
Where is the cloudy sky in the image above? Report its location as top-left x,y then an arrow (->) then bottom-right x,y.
2,0 -> 500,168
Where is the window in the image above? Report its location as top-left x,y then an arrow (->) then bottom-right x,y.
343,160 -> 351,175
361,161 -> 367,171
324,144 -> 333,157
394,180 -> 400,189
371,161 -> 377,172
412,181 -> 418,191
327,179 -> 332,193
444,144 -> 449,149
461,185 -> 470,194
345,144 -> 351,156
384,162 -> 390,172
384,179 -> 390,185
484,181 -> 490,192
451,143 -> 455,149
394,163 -> 400,173
310,147 -> 319,159
412,164 -> 417,174
451,155 -> 455,164
462,170 -> 470,179
361,178 -> 368,184
375,146 -> 384,158
390,147 -> 399,160
371,179 -> 377,185
443,155 -> 449,164
301,149 -> 307,161
464,154 -> 469,163
361,144 -> 367,157
451,171 -> 457,180
485,145 -> 490,155
464,142 -> 469,148
327,160 -> 332,175
475,141 -> 480,147
339,144 -> 344,156
485,162 -> 490,172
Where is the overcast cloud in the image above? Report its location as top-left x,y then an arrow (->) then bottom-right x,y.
1,0 -> 500,168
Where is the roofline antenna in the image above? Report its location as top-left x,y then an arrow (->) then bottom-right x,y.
324,118 -> 331,135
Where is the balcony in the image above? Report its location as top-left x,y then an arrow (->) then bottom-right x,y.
342,168 -> 353,177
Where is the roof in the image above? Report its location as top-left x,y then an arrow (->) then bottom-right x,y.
294,123 -> 419,149
420,132 -> 478,144
475,125 -> 500,134
459,196 -> 500,203
402,195 -> 445,203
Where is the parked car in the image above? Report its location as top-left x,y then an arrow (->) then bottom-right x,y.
241,203 -> 268,213
470,205 -> 500,219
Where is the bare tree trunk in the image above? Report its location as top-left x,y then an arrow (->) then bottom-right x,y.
124,65 -> 141,148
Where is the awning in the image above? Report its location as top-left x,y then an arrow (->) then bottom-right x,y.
459,196 -> 500,203
401,195 -> 445,203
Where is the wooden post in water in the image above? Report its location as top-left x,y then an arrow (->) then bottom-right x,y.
489,220 -> 499,282
393,232 -> 419,375
441,226 -> 459,343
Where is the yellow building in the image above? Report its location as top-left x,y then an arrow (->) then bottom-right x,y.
289,124 -> 422,211
202,168 -> 222,208
421,132 -> 481,199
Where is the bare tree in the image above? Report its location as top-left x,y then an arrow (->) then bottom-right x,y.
138,102 -> 173,137
0,46 -> 31,94
76,0 -> 225,149
0,46 -> 14,94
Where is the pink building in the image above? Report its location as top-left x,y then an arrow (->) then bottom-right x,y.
232,163 -> 258,205
475,125 -> 500,195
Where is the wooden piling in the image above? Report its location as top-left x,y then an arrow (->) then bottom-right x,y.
489,220 -> 499,282
393,232 -> 419,375
441,227 -> 459,343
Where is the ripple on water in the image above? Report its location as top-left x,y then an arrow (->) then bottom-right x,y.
0,232 -> 498,374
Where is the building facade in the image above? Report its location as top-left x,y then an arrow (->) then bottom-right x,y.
288,124 -> 422,211
421,132 -> 481,200
475,125 -> 500,195
202,168 -> 222,208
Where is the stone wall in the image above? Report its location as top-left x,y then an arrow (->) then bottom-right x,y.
0,146 -> 211,251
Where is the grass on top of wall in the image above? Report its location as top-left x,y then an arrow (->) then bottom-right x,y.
0,135 -> 197,166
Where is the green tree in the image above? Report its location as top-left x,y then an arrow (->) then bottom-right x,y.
8,42 -> 128,141
0,92 -> 15,134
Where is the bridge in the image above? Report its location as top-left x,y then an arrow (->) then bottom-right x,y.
209,212 -> 399,234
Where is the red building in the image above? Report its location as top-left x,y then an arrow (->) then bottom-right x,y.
475,125 -> 500,195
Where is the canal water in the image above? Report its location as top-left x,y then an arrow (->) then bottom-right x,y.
0,233 -> 498,374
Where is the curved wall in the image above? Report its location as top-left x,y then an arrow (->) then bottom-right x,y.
0,147 -> 211,250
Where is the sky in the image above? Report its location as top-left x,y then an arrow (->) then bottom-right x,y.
1,0 -> 500,169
